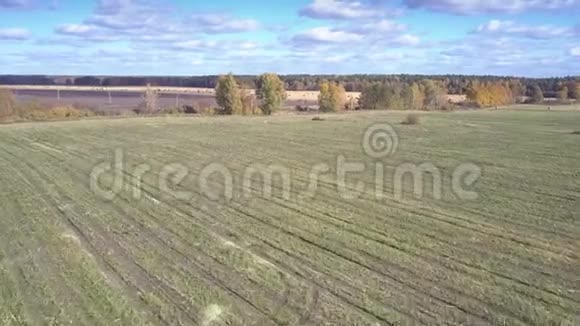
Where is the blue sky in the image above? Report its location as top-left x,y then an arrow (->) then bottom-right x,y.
1,0 -> 579,76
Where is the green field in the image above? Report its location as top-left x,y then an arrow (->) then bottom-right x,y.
0,109 -> 578,325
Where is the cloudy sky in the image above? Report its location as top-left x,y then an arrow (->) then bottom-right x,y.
1,0 -> 579,76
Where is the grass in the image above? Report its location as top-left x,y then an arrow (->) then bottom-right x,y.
0,109 -> 578,325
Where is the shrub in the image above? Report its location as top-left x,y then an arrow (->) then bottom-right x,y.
25,110 -> 48,121
161,106 -> 185,115
402,113 -> 420,125
47,106 -> 93,119
182,104 -> 198,114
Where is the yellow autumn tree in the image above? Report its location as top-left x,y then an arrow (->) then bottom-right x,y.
318,81 -> 346,112
467,81 -> 515,107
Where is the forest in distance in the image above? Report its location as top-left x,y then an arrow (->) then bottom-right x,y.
1,74 -> 579,97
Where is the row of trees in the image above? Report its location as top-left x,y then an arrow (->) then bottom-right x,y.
466,80 -> 523,107
315,79 -> 449,112
357,80 -> 448,111
215,73 -> 286,115
215,74 -> 452,115
465,79 -> 580,107
556,81 -> 580,101
1,75 -> 578,96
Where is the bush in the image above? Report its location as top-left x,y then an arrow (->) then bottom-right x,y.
402,113 -> 420,125
164,107 -> 181,115
47,106 -> 93,119
182,104 -> 198,114
25,110 -> 49,121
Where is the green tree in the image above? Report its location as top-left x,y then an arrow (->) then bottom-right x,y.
422,80 -> 447,110
531,85 -> 544,103
358,84 -> 384,110
0,89 -> 15,120
215,73 -> 242,115
359,82 -> 404,110
256,73 -> 286,115
557,86 -> 568,101
318,81 -> 346,112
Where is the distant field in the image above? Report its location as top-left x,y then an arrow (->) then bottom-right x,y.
0,85 -> 361,111
0,110 -> 578,325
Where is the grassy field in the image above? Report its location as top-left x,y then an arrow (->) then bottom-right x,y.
0,108 -> 578,325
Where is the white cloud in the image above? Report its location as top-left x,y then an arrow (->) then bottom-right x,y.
360,19 -> 406,33
404,0 -> 580,14
172,40 -> 218,50
189,13 -> 260,33
393,33 -> 421,45
0,28 -> 31,40
0,0 -> 33,9
292,26 -> 364,44
476,20 -> 573,39
86,0 -> 171,30
56,24 -> 99,35
570,46 -> 580,56
300,0 -> 393,19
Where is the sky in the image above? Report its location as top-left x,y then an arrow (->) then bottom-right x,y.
0,0 -> 579,77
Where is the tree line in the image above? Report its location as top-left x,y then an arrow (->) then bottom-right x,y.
465,79 -> 579,107
1,74 -> 578,97
215,74 -> 452,114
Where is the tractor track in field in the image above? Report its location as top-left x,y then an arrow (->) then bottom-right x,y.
0,156 -> 139,326
17,135 -> 414,324
6,138 -> 314,325
1,145 -> 192,325
24,132 -> 578,323
132,133 -> 578,268
141,129 -> 579,258
2,111 -> 578,325
271,198 -> 580,312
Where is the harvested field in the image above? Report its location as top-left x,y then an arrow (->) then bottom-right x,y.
0,109 -> 578,325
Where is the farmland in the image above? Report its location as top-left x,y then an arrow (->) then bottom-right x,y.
0,108 -> 579,325
0,85 -> 361,112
